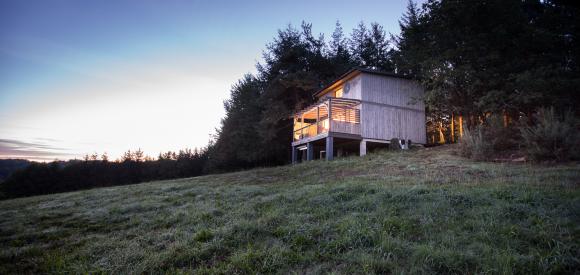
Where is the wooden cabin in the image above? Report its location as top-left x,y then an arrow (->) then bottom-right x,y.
291,68 -> 426,162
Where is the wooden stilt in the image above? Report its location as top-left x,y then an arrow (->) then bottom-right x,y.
306,143 -> 314,161
325,136 -> 334,161
359,140 -> 367,156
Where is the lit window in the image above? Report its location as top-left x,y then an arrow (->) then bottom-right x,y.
335,89 -> 343,98
322,119 -> 329,130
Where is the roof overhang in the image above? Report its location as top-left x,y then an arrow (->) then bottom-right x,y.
313,67 -> 413,98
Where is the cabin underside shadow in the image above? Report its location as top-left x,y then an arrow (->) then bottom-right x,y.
292,135 -> 390,163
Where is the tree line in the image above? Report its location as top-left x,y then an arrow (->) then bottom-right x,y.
0,148 -> 208,198
1,0 -> 578,198
396,0 -> 579,143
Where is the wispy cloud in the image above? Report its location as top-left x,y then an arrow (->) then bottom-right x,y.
0,138 -> 67,150
0,138 -> 77,161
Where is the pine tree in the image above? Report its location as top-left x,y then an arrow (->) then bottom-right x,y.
349,22 -> 368,66
392,0 -> 423,76
207,74 -> 264,171
349,22 -> 393,71
367,22 -> 392,71
328,21 -> 353,74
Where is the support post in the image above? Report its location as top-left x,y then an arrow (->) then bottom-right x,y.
360,140 -> 367,156
328,98 -> 332,132
326,136 -> 334,161
291,146 -> 298,164
306,142 -> 314,161
300,114 -> 304,139
316,106 -> 320,135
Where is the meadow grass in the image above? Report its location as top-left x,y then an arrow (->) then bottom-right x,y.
0,145 -> 578,274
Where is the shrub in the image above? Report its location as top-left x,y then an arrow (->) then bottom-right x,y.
194,229 -> 214,242
519,107 -> 580,161
459,126 -> 490,160
459,115 -> 518,160
389,138 -> 400,150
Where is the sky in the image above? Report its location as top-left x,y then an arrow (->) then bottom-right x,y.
0,0 -> 419,162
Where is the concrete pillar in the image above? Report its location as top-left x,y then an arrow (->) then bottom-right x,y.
291,146 -> 298,164
326,136 -> 334,161
360,140 -> 367,156
306,143 -> 314,161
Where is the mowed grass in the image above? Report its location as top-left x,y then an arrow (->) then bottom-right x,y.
0,145 -> 579,274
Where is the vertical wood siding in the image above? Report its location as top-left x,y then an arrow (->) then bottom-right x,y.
342,74 -> 362,100
360,74 -> 426,144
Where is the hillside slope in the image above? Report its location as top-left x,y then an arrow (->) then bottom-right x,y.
0,146 -> 578,274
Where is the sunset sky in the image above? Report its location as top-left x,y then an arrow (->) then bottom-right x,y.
0,0 -> 418,161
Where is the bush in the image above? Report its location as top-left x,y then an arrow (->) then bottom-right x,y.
459,126 -> 491,160
389,138 -> 401,150
459,115 -> 518,160
519,107 -> 580,161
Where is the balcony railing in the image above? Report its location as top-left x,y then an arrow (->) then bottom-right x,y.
293,98 -> 361,142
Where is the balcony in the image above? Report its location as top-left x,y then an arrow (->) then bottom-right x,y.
293,97 -> 361,143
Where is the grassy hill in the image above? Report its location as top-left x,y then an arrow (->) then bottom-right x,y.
0,145 -> 578,274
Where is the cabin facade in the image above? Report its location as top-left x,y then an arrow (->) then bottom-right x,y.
291,68 -> 426,162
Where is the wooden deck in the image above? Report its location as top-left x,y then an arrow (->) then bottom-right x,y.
293,97 -> 361,145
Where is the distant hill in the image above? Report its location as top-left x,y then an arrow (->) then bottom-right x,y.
0,159 -> 31,181
0,145 -> 578,273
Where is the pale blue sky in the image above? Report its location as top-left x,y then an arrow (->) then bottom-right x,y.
0,0 -> 421,161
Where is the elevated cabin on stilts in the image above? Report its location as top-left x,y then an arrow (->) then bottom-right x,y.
291,68 -> 426,163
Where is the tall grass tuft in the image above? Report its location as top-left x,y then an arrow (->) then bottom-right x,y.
459,115 -> 518,160
459,126 -> 489,160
